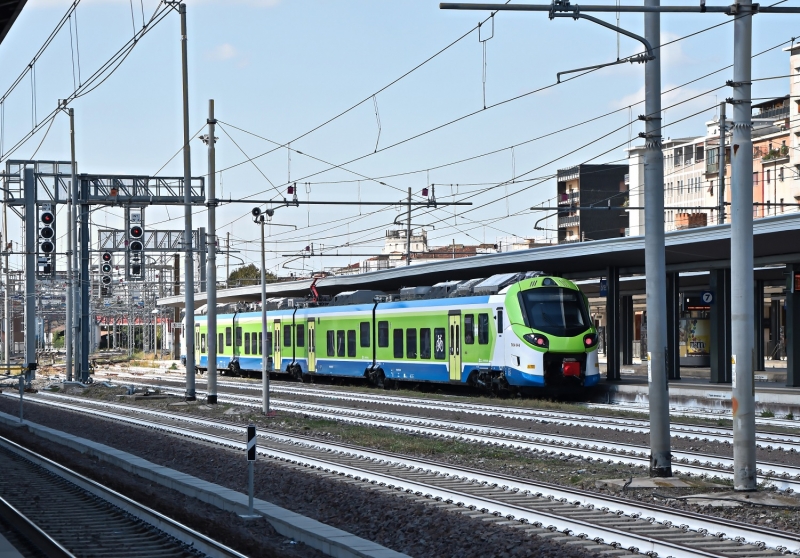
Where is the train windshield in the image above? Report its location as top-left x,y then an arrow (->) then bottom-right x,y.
519,287 -> 590,337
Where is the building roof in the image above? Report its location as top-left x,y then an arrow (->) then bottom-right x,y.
0,1 -> 25,45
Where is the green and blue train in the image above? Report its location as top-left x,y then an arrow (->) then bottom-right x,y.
184,273 -> 600,392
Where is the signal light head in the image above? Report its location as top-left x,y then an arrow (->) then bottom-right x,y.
40,241 -> 54,254
129,240 -> 143,252
101,275 -> 112,285
40,227 -> 55,239
101,263 -> 112,274
287,184 -> 295,195
102,252 -> 112,262
40,211 -> 54,225
130,225 -> 143,238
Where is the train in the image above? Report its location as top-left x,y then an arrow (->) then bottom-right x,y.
183,272 -> 600,393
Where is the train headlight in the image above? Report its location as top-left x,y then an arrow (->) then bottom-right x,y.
523,333 -> 549,349
583,333 -> 598,348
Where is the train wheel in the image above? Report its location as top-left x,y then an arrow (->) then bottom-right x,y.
230,361 -> 241,377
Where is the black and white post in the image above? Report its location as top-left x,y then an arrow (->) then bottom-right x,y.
240,423 -> 258,519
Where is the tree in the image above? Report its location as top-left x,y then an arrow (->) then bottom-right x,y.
227,263 -> 276,286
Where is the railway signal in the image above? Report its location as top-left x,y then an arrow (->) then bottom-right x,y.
100,252 -> 113,297
38,204 -> 55,278
128,214 -> 144,280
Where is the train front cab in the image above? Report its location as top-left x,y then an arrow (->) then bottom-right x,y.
505,277 -> 600,391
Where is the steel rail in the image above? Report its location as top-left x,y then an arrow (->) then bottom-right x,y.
18,393 -> 797,557
207,380 -> 800,450
0,433 -> 247,558
0,494 -> 75,558
104,383 -> 800,490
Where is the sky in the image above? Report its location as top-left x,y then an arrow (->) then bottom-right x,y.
0,0 -> 797,279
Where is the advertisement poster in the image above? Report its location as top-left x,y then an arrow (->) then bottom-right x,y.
679,318 -> 710,356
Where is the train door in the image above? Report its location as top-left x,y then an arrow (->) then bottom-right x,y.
307,318 -> 316,373
273,320 -> 282,371
194,324 -> 201,365
448,312 -> 461,381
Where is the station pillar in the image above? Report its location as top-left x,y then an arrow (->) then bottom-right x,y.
770,299 -> 782,361
621,296 -> 634,366
666,273 -> 681,380
754,279 -> 765,372
709,268 -> 732,383
786,265 -> 800,387
605,267 -> 620,381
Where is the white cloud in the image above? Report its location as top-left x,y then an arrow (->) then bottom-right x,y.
207,42 -> 251,67
209,43 -> 238,61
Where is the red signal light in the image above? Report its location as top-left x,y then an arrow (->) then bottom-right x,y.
130,226 -> 143,238
102,252 -> 112,262
40,212 -> 54,225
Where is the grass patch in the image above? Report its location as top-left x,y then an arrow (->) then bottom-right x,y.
761,409 -> 775,418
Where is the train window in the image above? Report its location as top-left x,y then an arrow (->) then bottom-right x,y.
296,325 -> 305,348
434,328 -> 446,359
326,331 -> 335,356
257,333 -> 262,355
393,329 -> 403,358
347,330 -> 356,357
360,322 -> 370,347
497,309 -> 504,335
266,332 -> 273,354
225,327 -> 232,347
464,315 -> 475,344
309,329 -> 315,352
284,324 -> 292,347
251,333 -> 258,355
244,333 -> 251,355
478,313 -> 489,344
236,327 -> 243,347
200,334 -> 206,353
337,330 -> 345,357
275,329 -> 281,351
406,329 -> 417,359
378,321 -> 389,347
218,333 -> 224,353
420,328 -> 431,359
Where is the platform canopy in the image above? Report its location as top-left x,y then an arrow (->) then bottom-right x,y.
158,212 -> 800,310
0,0 -> 26,45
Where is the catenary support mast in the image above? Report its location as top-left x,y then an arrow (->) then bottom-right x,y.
731,0 -> 756,491
206,99 -> 218,404
643,0 -> 672,477
179,3 -> 196,401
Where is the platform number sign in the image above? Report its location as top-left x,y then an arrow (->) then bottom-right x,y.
700,291 -> 714,305
246,424 -> 256,461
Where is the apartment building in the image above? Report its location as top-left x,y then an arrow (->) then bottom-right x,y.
627,96 -> 794,235
556,164 -> 628,243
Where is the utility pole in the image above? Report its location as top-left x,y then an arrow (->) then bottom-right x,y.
205,99 -> 218,404
406,187 -> 412,266
642,0 -> 672,478
260,216 -> 269,415
730,0 -> 756,491
23,168 -> 36,382
66,106 -> 77,382
179,2 -> 196,401
718,102 -> 727,225
226,232 -> 230,287
3,176 -> 9,366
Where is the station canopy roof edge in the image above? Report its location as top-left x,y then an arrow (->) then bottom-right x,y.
0,1 -> 26,46
157,212 -> 800,310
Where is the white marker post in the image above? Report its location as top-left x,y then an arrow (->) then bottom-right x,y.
240,424 -> 259,519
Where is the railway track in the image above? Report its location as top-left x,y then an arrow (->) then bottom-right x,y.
213,379 -> 800,451
0,431 -> 245,558
10,391 -> 800,558
107,380 -> 800,492
101,372 -> 800,449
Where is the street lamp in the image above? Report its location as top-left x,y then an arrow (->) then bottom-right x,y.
252,206 -> 275,416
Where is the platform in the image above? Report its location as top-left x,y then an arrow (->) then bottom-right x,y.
595,357 -> 800,417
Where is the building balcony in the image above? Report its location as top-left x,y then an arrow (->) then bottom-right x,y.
558,215 -> 580,228
558,192 -> 580,206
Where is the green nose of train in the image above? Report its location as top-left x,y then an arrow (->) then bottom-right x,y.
190,272 -> 599,394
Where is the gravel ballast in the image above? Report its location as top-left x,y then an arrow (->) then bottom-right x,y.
0,396 -> 601,558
